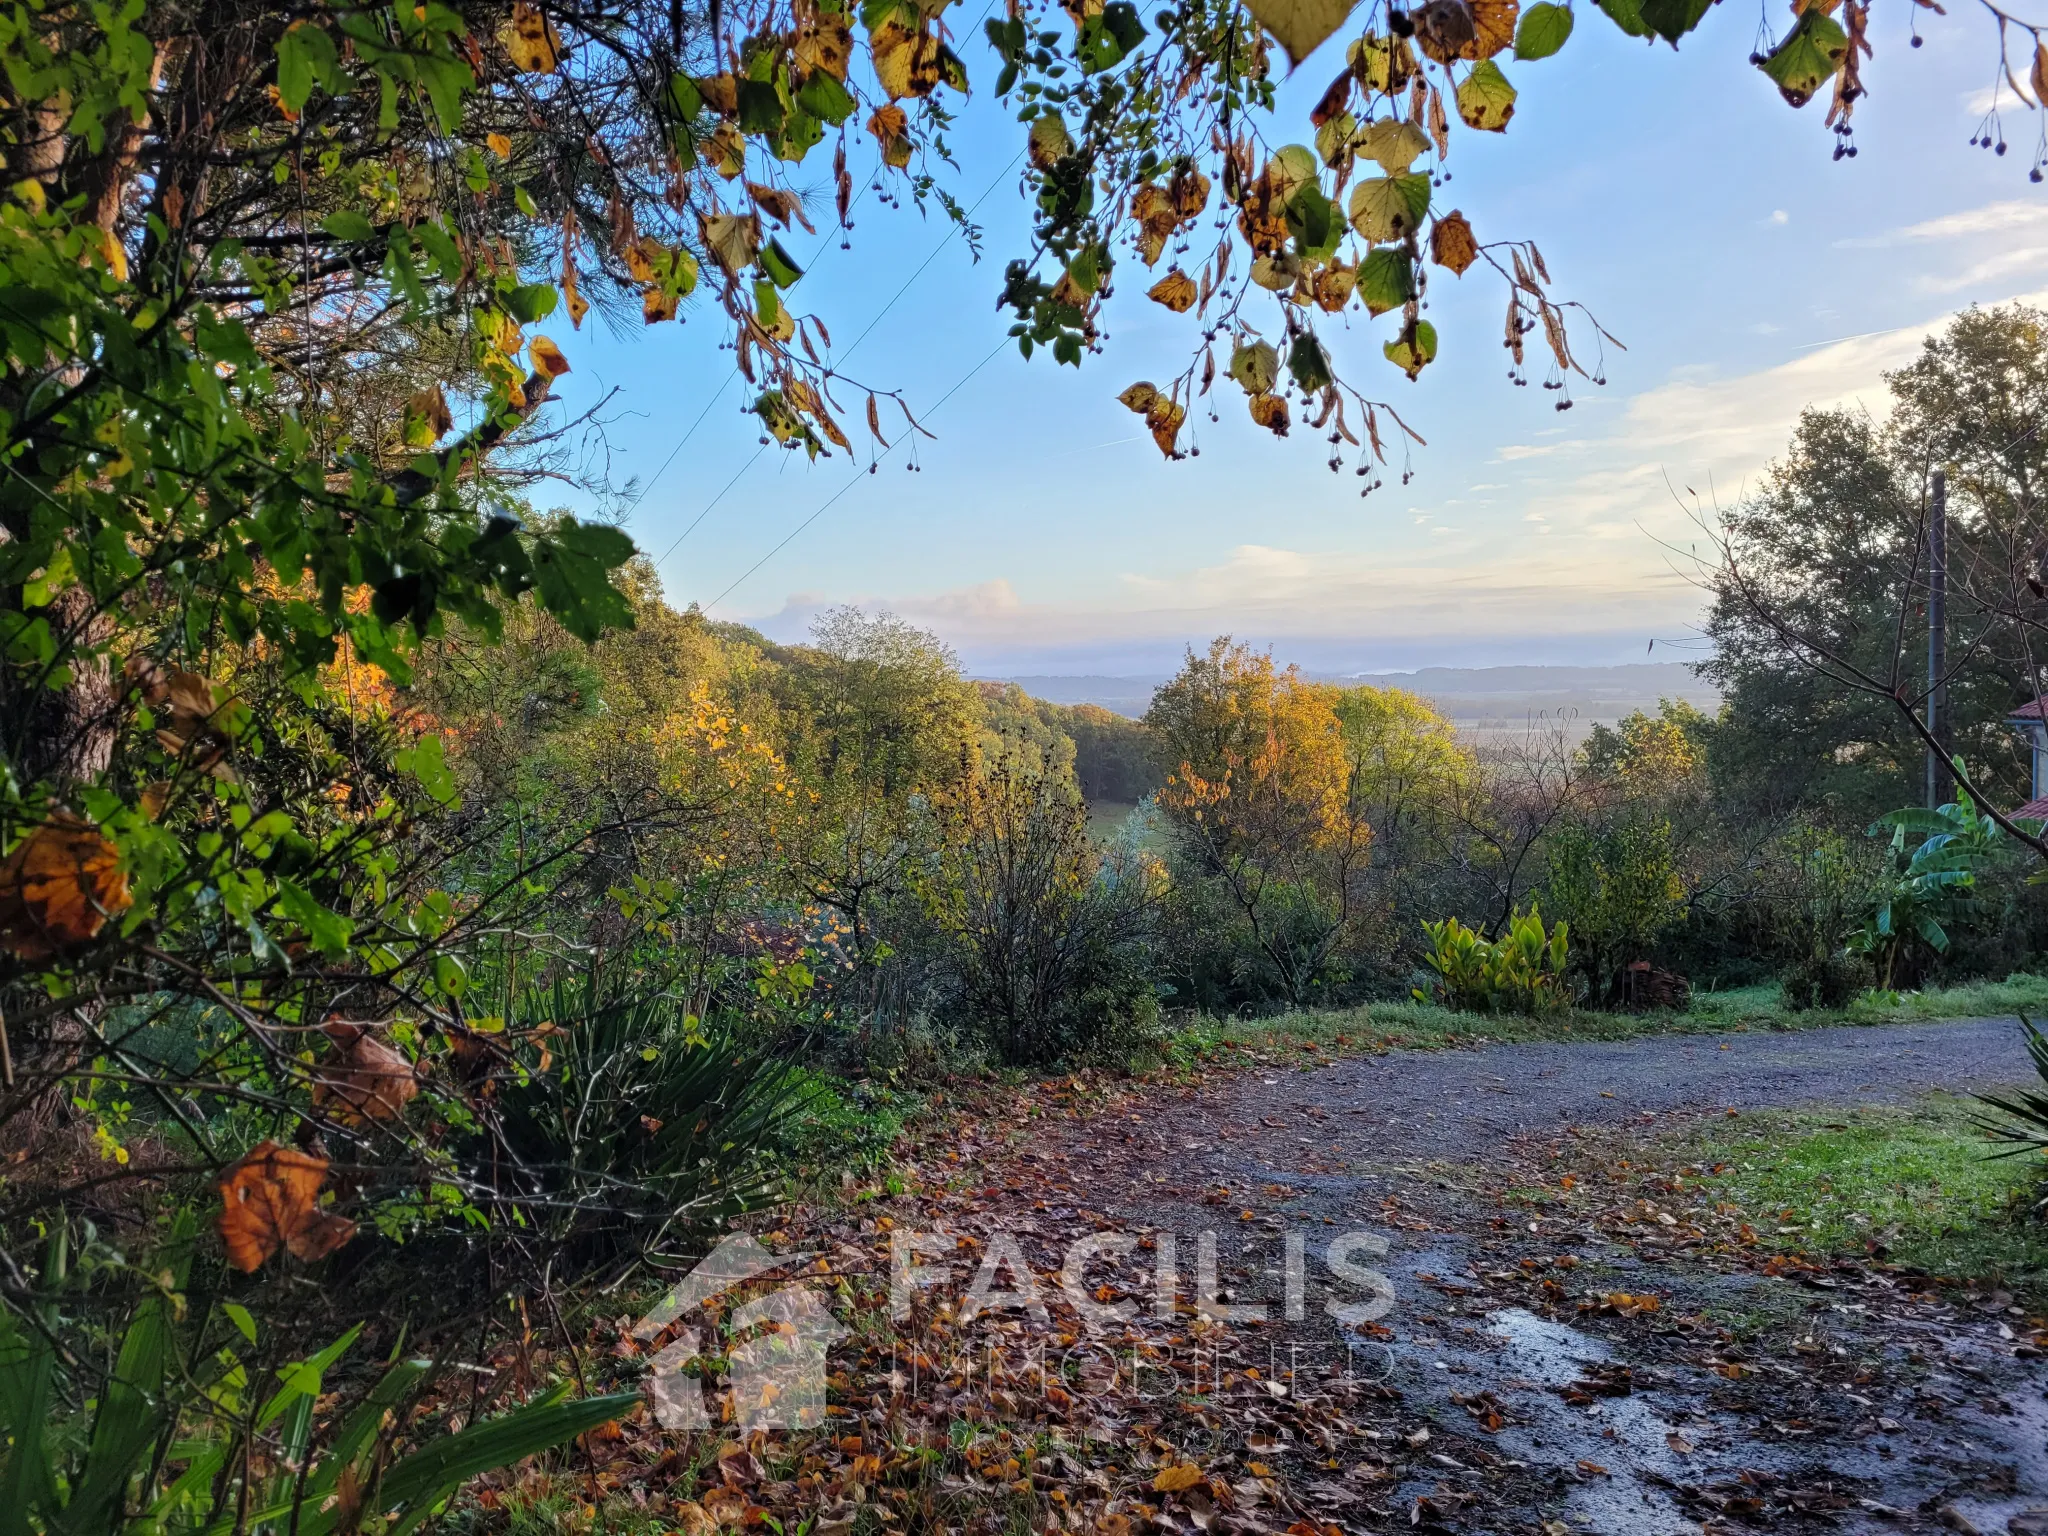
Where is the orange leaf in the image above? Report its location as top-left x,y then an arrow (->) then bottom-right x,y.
529,335 -> 571,379
216,1141 -> 356,1272
0,815 -> 132,960
1153,1464 -> 1205,1494
311,1021 -> 419,1123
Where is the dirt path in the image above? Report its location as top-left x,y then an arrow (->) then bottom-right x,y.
934,1018 -> 2048,1535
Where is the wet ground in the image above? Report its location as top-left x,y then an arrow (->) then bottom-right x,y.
949,1017 -> 2048,1534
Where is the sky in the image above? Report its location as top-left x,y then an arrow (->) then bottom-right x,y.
537,3 -> 2048,676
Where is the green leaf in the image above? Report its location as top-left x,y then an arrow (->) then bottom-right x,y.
294,1392 -> 642,1536
1758,8 -> 1848,108
1228,339 -> 1281,395
1285,183 -> 1340,260
1358,247 -> 1412,315
504,282 -> 559,323
668,72 -> 704,118
1514,2 -> 1574,59
737,78 -> 784,134
276,878 -> 355,957
1595,0 -> 1650,38
1636,0 -> 1713,43
1287,333 -> 1332,393
1346,173 -> 1430,243
1384,318 -> 1439,379
1244,0 -> 1364,67
532,519 -> 637,643
276,22 -> 341,114
795,71 -> 855,124
222,1303 -> 258,1344
321,209 -> 376,243
1455,59 -> 1517,131
761,237 -> 806,288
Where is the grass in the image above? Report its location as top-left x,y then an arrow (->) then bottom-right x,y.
1680,1095 -> 2048,1304
1152,972 -> 2048,1071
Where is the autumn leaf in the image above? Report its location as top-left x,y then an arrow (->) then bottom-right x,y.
216,1140 -> 356,1272
500,1 -> 562,73
794,14 -> 853,81
1347,174 -> 1430,243
1758,8 -> 1849,108
644,288 -> 680,324
404,383 -> 453,447
1249,393 -> 1291,435
1312,260 -> 1356,311
1153,1463 -> 1207,1494
311,1021 -> 421,1123
1456,59 -> 1517,131
562,258 -> 589,328
866,105 -> 914,169
1028,113 -> 1073,171
1146,397 -> 1187,457
872,19 -> 945,100
529,335 -> 571,379
1118,382 -> 1163,414
0,815 -> 132,960
1357,118 -> 1430,173
1430,210 -> 1479,274
700,214 -> 760,276
1229,340 -> 1280,395
1148,269 -> 1198,312
1242,0 -> 1360,68
1464,0 -> 1520,60
486,131 -> 512,159
1384,318 -> 1439,379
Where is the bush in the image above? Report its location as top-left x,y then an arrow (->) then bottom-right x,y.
482,974 -> 817,1267
0,1213 -> 633,1535
1780,950 -> 1868,1010
1416,906 -> 1571,1015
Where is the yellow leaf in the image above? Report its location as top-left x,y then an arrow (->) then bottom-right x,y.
1430,210 -> 1478,275
1249,393 -> 1291,435
499,1 -> 562,73
1152,1464 -> 1205,1494
1118,382 -> 1162,414
529,335 -> 571,378
1243,0 -> 1359,67
1147,269 -> 1198,312
486,132 -> 512,159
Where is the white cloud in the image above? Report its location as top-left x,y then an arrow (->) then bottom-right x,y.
1769,209 -> 1789,226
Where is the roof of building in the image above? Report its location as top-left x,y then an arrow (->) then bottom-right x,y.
2019,797 -> 2048,820
2011,697 -> 2048,721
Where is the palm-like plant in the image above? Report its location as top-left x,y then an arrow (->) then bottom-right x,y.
1848,782 -> 2003,988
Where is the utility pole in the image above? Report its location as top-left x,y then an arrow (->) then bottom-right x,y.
1927,468 -> 1949,808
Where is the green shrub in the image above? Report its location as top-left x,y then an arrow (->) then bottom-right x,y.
1780,951 -> 1869,1010
1416,906 -> 1571,1014
482,975 -> 818,1265
0,1214 -> 633,1535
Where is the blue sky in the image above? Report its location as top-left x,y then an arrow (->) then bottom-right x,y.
540,3 -> 2047,675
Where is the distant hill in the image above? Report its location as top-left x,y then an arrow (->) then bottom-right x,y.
993,663 -> 1718,733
